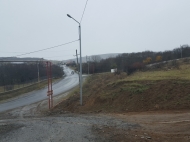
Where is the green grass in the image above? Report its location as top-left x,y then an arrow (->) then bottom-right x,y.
125,64 -> 190,81
125,86 -> 149,94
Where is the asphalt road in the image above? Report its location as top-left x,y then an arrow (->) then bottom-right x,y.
0,66 -> 79,113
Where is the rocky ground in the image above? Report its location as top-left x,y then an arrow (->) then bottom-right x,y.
0,92 -> 139,142
0,102 -> 138,142
0,99 -> 190,142
0,114 -> 137,142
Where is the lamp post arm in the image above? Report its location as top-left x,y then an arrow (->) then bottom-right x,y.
71,17 -> 80,25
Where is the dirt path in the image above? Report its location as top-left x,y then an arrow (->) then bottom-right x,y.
0,95 -> 190,142
94,111 -> 190,142
0,111 -> 138,142
0,92 -> 138,142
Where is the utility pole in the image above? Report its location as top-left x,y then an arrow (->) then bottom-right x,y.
86,55 -> 89,74
37,58 -> 43,83
180,45 -> 182,58
37,62 -> 40,82
74,49 -> 80,85
88,58 -> 89,75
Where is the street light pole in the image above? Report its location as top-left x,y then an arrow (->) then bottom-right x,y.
67,14 -> 83,105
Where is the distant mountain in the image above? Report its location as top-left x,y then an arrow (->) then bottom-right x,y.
63,53 -> 120,63
0,53 -> 120,64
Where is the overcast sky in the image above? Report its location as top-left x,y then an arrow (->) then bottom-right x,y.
0,0 -> 190,61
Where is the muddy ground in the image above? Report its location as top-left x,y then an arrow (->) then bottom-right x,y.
0,97 -> 190,142
93,111 -> 190,142
0,102 -> 138,142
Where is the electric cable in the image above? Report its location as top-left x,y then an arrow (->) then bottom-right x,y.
80,0 -> 89,23
15,39 -> 79,57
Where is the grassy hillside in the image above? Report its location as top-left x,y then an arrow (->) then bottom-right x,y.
51,62 -> 190,113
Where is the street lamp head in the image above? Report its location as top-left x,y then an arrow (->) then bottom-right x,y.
67,14 -> 72,18
67,14 -> 80,24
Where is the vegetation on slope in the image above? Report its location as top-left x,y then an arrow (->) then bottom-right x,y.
82,45 -> 190,74
52,61 -> 190,113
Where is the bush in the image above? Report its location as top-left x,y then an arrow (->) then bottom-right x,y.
127,62 -> 145,75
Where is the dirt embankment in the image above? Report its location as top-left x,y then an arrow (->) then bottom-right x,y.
51,74 -> 190,114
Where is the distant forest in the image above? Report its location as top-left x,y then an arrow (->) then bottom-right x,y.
0,63 -> 64,86
82,45 -> 190,74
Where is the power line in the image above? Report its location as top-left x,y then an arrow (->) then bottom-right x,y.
36,49 -> 76,53
15,39 -> 79,57
0,51 -> 26,53
41,55 -> 75,58
80,0 -> 89,23
0,49 -> 78,54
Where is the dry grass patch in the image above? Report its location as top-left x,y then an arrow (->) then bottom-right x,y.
127,64 -> 190,81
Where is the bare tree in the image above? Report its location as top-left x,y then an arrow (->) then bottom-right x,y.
91,55 -> 101,62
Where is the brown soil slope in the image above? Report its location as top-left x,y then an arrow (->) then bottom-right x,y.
52,64 -> 190,114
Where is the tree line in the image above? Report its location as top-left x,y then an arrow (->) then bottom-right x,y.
82,45 -> 190,74
0,63 -> 64,86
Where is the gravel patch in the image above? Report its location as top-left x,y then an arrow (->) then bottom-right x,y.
0,114 -> 138,142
